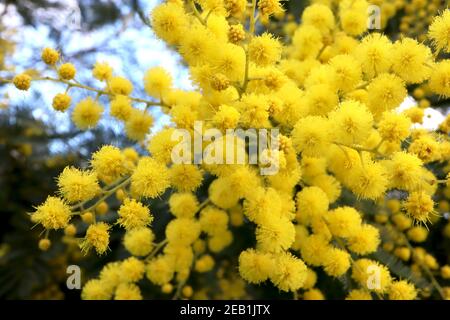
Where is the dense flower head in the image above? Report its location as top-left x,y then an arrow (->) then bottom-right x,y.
81,222 -> 110,255
118,198 -> 153,230
124,227 -> 154,256
130,157 -> 170,198
57,166 -> 100,203
52,93 -> 71,112
72,97 -> 104,130
32,196 -> 71,230
91,145 -> 127,183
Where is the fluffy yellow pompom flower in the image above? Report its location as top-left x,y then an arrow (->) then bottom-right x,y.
199,206 -> 229,235
125,109 -> 153,141
356,33 -> 392,79
299,234 -> 330,266
81,279 -> 111,300
303,288 -> 325,300
146,256 -> 174,285
212,104 -> 240,131
352,259 -> 392,293
57,166 -> 100,203
99,262 -> 124,292
118,198 -> 153,230
91,145 -> 127,182
169,192 -> 199,218
32,196 -> 71,230
147,128 -> 179,164
387,152 -> 423,191
195,254 -> 215,273
243,187 -> 282,224
238,93 -> 270,128
180,25 -> 216,65
81,222 -> 110,255
99,262 -> 126,291
428,9 -> 450,54
409,135 -> 441,163
391,38 -> 432,84
329,55 -> 362,92
208,229 -> 233,253
296,186 -> 329,224
58,63 -> 76,80
130,157 -> 170,198
151,2 -> 189,45
388,280 -> 417,300
41,47 -> 59,65
92,62 -> 113,81
429,60 -> 450,98
346,289 -> 372,300
292,25 -> 323,60
303,84 -> 338,116
404,191 -> 434,224
258,0 -> 284,17
302,4 -> 334,34
115,283 -> 142,300
52,93 -> 71,112
108,76 -> 133,96
329,100 -> 373,145
124,227 -> 154,256
271,252 -> 307,292
238,249 -> 275,284
326,206 -> 362,238
13,73 -> 31,91
165,218 -> 201,246
256,217 -> 295,253
378,111 -> 411,142
144,67 -> 172,98
169,164 -> 203,192
292,116 -> 331,157
72,97 -> 104,130
110,95 -> 132,121
347,161 -> 388,200
211,43 -> 245,82
248,33 -> 282,67
323,248 -> 351,277
121,257 -> 145,283
347,224 -> 380,255
367,73 -> 407,115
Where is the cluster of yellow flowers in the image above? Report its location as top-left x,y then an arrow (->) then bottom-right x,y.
5,0 -> 450,300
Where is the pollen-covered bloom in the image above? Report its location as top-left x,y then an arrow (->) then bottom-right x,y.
72,97 -> 104,130
57,166 -> 100,203
91,145 -> 127,182
81,222 -> 110,255
238,249 -> 275,284
144,67 -> 172,98
130,157 -> 170,198
404,191 -> 434,224
32,196 -> 71,230
428,9 -> 450,54
118,198 -> 153,230
248,33 -> 282,67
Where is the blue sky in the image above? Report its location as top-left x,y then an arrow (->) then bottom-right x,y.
0,0 -> 194,153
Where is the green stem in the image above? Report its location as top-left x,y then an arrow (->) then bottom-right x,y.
189,0 -> 206,26
35,76 -> 165,107
71,176 -> 131,215
145,239 -> 169,261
